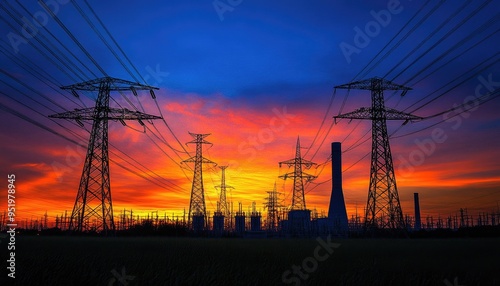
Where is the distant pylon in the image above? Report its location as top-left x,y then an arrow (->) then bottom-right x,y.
279,137 -> 317,210
215,166 -> 233,218
182,133 -> 216,228
333,77 -> 421,230
49,77 -> 162,234
264,182 -> 282,231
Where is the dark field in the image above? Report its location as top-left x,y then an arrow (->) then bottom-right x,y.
2,236 -> 499,285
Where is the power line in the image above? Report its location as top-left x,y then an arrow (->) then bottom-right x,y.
82,0 -> 147,83
407,54 -> 499,113
359,0 -> 443,79
389,0 -> 494,81
383,0 -> 473,79
353,0 -> 432,81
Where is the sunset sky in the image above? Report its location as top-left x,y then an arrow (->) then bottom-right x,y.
0,0 -> 499,226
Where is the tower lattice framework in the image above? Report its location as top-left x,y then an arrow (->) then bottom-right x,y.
49,77 -> 161,234
264,182 -> 282,231
333,77 -> 421,229
215,166 -> 233,218
279,137 -> 317,210
182,133 -> 216,228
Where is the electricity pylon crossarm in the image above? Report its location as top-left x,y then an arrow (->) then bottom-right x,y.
215,166 -> 233,218
279,137 -> 317,211
264,182 -> 282,231
333,77 -> 422,230
182,133 -> 217,228
49,77 -> 161,234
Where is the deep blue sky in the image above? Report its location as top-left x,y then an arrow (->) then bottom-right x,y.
3,0 -> 498,109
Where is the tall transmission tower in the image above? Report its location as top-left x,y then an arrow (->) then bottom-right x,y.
264,182 -> 282,232
279,137 -> 317,210
215,166 -> 233,218
333,77 -> 421,230
182,133 -> 216,228
49,77 -> 161,234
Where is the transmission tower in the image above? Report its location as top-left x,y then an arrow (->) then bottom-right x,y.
182,133 -> 216,228
279,137 -> 317,210
49,77 -> 161,234
215,166 -> 233,218
264,182 -> 282,232
333,77 -> 421,230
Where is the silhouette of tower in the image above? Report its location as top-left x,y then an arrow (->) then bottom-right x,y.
328,142 -> 349,236
182,133 -> 216,229
215,166 -> 232,218
49,77 -> 161,234
279,137 -> 317,210
414,193 -> 421,230
334,77 -> 421,230
264,182 -> 282,232
250,201 -> 262,231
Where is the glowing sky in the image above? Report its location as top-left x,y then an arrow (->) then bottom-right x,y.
0,0 -> 499,226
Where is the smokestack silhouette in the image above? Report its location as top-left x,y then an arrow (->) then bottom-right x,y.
414,193 -> 421,230
328,142 -> 348,236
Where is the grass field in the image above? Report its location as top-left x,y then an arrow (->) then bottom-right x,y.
2,236 -> 499,285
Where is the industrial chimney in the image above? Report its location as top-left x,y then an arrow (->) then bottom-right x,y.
414,193 -> 421,230
328,142 -> 349,236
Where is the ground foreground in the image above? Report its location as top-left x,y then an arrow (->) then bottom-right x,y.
1,236 -> 498,285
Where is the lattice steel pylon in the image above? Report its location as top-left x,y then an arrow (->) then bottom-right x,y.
182,133 -> 216,228
279,137 -> 317,210
215,166 -> 233,218
264,182 -> 282,231
333,77 -> 422,230
49,77 -> 162,234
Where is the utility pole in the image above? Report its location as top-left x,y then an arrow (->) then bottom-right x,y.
182,133 -> 217,229
334,77 -> 421,230
49,77 -> 161,234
